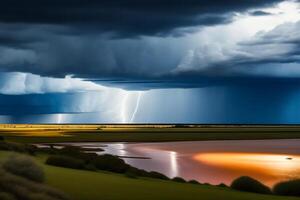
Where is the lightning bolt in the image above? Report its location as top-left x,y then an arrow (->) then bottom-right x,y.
120,91 -> 143,123
130,91 -> 142,123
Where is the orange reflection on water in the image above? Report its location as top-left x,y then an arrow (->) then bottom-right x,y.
194,152 -> 300,186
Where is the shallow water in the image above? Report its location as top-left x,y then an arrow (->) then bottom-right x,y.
61,139 -> 300,186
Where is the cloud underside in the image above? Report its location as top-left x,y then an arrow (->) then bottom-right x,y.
0,0 -> 299,88
0,0 -> 282,37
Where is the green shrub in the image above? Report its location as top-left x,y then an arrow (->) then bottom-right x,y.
273,179 -> 300,197
0,142 -> 36,155
46,155 -> 85,169
91,154 -> 129,173
172,177 -> 186,183
217,183 -> 228,188
59,146 -> 82,157
123,167 -> 169,180
0,169 -> 69,200
123,167 -> 144,177
3,154 -> 45,183
84,164 -> 97,171
188,180 -> 200,184
35,147 -> 56,155
4,143 -> 27,153
231,176 -> 271,194
125,167 -> 153,178
125,171 -> 138,179
56,146 -> 98,163
24,145 -> 38,156
77,152 -> 98,163
146,171 -> 169,180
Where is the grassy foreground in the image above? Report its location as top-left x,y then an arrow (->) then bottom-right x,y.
0,151 -> 298,200
2,124 -> 300,143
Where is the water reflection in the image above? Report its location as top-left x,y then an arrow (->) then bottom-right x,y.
170,151 -> 178,178
55,139 -> 300,186
194,153 -> 300,186
122,148 -> 179,178
104,143 -> 127,157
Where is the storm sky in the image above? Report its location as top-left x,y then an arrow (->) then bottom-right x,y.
1,0 -> 300,123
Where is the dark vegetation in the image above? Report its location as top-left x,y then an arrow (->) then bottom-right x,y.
172,177 -> 187,183
188,180 -> 201,184
231,176 -> 300,197
273,179 -> 300,197
44,146 -> 174,182
0,140 -> 37,155
0,154 -> 69,200
92,154 -> 129,173
217,183 -> 228,188
230,176 -> 300,198
46,156 -> 85,170
231,176 -> 272,194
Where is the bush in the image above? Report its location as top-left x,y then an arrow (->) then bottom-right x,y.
3,154 -> 45,183
172,177 -> 186,183
56,146 -> 98,163
217,183 -> 228,188
24,145 -> 38,156
59,146 -> 82,157
273,179 -> 300,197
46,155 -> 85,169
35,147 -> 57,155
125,170 -> 138,179
0,169 -> 69,200
122,167 -> 170,180
188,180 -> 200,184
91,154 -> 129,173
0,142 -> 36,155
231,176 -> 271,194
85,164 -> 97,171
77,152 -> 98,163
124,167 -> 145,177
146,171 -> 169,180
5,143 -> 27,153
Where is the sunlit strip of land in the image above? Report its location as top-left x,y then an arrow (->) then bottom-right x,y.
1,124 -> 300,143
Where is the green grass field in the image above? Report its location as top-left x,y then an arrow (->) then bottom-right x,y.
2,125 -> 300,143
0,151 -> 299,200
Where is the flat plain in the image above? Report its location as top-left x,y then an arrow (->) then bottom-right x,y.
2,124 -> 300,143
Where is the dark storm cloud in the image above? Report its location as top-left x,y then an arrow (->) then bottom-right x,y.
0,0 -> 298,88
0,0 -> 283,37
0,23 -> 66,49
0,34 -> 40,49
